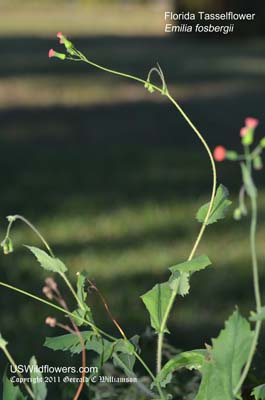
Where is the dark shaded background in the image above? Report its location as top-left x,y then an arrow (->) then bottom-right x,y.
0,0 -> 265,397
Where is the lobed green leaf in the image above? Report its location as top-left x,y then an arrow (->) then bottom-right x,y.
169,255 -> 211,275
195,309 -> 253,400
196,184 -> 232,225
156,349 -> 207,388
25,246 -> 67,274
141,282 -> 172,334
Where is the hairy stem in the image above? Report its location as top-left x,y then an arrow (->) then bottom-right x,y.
234,191 -> 262,396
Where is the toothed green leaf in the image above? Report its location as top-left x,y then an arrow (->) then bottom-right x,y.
195,310 -> 253,400
25,246 -> 67,274
141,282 -> 172,334
196,184 -> 232,225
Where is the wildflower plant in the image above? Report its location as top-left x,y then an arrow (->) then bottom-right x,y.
0,33 -> 265,400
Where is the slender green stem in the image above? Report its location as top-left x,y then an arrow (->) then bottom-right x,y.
2,346 -> 35,399
155,95 -> 217,373
0,280 -> 164,395
113,353 -> 159,399
59,272 -> 85,311
72,51 -> 217,374
0,280 -> 114,341
2,214 -> 86,311
3,215 -> 55,257
156,281 -> 179,374
234,191 -> 262,396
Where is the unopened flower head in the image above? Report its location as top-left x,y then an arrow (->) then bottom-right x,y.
213,146 -> 226,162
240,127 -> 248,137
48,48 -> 66,60
56,32 -> 73,50
45,277 -> 58,291
42,286 -> 53,300
245,117 -> 259,129
45,317 -> 57,328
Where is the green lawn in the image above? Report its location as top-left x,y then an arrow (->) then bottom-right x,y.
0,3 -> 265,396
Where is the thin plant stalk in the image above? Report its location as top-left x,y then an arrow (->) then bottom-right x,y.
234,190 -> 262,396
2,215 -> 85,311
70,49 -> 217,374
0,281 -> 166,399
2,346 -> 35,399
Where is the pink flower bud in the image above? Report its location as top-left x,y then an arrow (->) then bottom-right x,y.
213,146 -> 226,162
42,286 -> 53,300
240,127 -> 248,137
48,49 -> 55,58
45,317 -> 57,328
45,277 -> 58,291
245,117 -> 259,129
57,32 -> 63,39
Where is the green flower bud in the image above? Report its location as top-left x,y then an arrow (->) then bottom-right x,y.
3,242 -> 9,255
260,137 -> 265,148
253,155 -> 263,170
242,130 -> 254,146
233,208 -> 241,221
1,238 -> 13,255
226,151 -> 238,161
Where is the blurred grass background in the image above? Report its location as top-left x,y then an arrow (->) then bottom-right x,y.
0,0 -> 265,396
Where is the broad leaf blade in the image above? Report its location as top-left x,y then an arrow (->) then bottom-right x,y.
44,331 -> 91,354
141,282 -> 172,333
169,255 -> 211,275
169,255 -> 211,297
29,356 -> 47,400
45,332 -> 113,366
26,246 -> 67,274
156,350 -> 206,388
196,184 -> 232,225
252,384 -> 265,400
3,371 -> 27,400
195,309 -> 253,400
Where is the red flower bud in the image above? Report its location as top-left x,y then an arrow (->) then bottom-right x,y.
245,117 -> 259,129
48,49 -> 55,58
213,146 -> 226,162
240,127 -> 248,137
